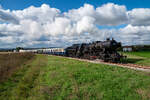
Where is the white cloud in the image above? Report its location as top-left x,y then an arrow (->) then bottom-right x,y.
65,3 -> 128,26
13,4 -> 60,24
0,36 -> 17,44
119,25 -> 150,45
128,8 -> 150,26
44,17 -> 71,36
96,3 -> 128,26
0,9 -> 19,24
65,4 -> 95,22
0,3 -> 150,48
76,16 -> 95,34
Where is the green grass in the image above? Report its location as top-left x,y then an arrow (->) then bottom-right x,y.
1,54 -> 150,100
122,51 -> 150,58
0,54 -> 47,100
121,51 -> 150,66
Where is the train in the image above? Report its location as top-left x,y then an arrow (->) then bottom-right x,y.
65,38 -> 124,62
19,48 -> 65,55
18,38 -> 124,62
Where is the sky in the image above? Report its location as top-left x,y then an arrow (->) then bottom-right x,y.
0,0 -> 150,48
1,0 -> 150,11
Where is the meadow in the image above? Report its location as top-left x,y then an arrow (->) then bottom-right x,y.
0,53 -> 150,100
0,53 -> 35,82
121,51 -> 150,67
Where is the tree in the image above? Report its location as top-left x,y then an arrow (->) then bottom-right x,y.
16,47 -> 23,52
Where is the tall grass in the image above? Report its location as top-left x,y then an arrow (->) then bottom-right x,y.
0,53 -> 35,82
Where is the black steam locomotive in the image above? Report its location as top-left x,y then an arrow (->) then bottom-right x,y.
65,38 -> 123,62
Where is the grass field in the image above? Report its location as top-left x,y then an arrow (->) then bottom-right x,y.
121,51 -> 150,67
0,54 -> 150,100
0,53 -> 35,82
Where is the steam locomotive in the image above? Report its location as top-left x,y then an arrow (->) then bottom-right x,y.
65,38 -> 123,62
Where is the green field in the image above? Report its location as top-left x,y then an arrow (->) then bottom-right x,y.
1,54 -> 150,100
121,51 -> 150,67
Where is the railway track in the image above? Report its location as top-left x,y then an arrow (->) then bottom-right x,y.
67,57 -> 150,72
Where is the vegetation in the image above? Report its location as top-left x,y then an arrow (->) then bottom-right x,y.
121,51 -> 150,67
0,54 -> 150,100
0,53 -> 35,82
16,47 -> 24,52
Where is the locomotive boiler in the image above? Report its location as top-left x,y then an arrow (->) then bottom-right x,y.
65,38 -> 123,62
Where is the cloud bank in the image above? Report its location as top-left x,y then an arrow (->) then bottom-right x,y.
0,3 -> 150,48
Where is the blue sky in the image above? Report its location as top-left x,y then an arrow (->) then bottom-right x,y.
1,0 -> 150,11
